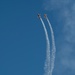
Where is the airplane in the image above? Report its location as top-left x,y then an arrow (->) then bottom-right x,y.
44,14 -> 47,18
37,14 -> 41,18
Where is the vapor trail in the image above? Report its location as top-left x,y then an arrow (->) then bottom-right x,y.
40,17 -> 51,75
46,17 -> 56,75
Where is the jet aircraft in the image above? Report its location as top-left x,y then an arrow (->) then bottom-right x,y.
44,14 -> 47,18
37,14 -> 41,18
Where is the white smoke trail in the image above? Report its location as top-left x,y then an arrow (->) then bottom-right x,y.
40,17 -> 51,75
46,17 -> 56,75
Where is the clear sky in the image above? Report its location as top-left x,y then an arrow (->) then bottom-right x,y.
0,0 -> 75,75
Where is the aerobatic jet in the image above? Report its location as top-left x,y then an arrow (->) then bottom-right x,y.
37,14 -> 41,18
44,14 -> 47,18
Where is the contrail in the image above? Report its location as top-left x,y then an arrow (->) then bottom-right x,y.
45,15 -> 56,75
39,17 -> 51,75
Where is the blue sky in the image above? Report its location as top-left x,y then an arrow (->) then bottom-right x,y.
0,0 -> 75,75
0,0 -> 47,75
44,0 -> 75,75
